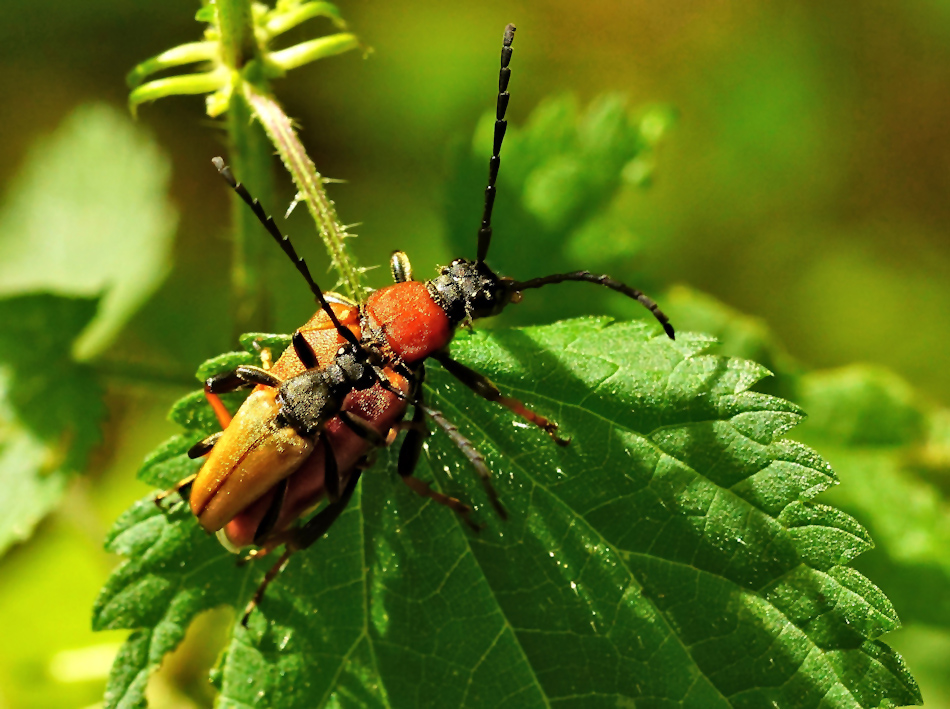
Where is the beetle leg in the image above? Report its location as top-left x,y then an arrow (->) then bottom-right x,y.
322,432 -> 341,503
397,389 -> 429,476
292,331 -> 319,370
401,475 -> 481,532
338,410 -> 387,446
241,549 -> 292,626
187,431 -> 224,459
417,397 -> 507,522
433,351 -> 569,446
398,389 -> 480,531
204,390 -> 233,429
252,477 -> 289,546
154,473 -> 197,509
392,365 -> 481,530
288,467 -> 362,552
206,365 -> 281,393
241,468 -> 363,626
203,365 -> 282,429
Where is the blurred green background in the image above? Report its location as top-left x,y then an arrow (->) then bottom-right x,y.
1,0 -> 949,706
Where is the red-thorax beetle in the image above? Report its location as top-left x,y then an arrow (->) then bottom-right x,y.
353,23 -> 675,517
160,23 -> 675,624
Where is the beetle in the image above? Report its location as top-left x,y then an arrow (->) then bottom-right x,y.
186,164 -> 480,541
159,160 -> 484,623
355,23 -> 675,517
161,22 -> 675,623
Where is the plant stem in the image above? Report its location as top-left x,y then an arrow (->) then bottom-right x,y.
227,91 -> 274,335
215,0 -> 256,69
245,84 -> 363,300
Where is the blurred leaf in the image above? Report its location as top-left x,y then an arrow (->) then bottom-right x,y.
444,95 -> 673,326
794,366 -> 950,629
798,367 -> 925,449
0,294 -> 104,555
97,319 -> 918,708
668,289 -> 950,634
663,285 -> 802,399
0,103 -> 176,359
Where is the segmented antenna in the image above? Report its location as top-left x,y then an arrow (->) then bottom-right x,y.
212,157 -> 360,348
512,271 -> 676,339
476,23 -> 516,265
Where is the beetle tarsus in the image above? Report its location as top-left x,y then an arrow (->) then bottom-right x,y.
154,473 -> 197,510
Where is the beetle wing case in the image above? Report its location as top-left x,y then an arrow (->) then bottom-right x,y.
220,369 -> 411,548
190,388 -> 314,532
191,302 -> 361,533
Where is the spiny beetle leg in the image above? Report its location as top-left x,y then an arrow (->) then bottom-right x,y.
396,381 -> 480,529
240,468 -> 364,626
401,475 -> 482,532
434,352 -> 569,446
420,403 -> 508,521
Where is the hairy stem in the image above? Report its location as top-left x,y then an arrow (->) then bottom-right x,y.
244,84 -> 363,300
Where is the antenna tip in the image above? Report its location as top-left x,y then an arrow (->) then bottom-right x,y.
212,156 -> 225,171
504,24 -> 516,46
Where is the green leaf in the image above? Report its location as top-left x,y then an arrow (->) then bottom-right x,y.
97,319 -> 918,707
0,103 -> 177,359
662,288 -> 950,639
0,294 -> 104,555
797,366 -> 924,449
663,285 -> 803,399
794,366 -> 950,630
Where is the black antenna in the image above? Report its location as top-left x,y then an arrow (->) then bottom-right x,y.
476,23 -> 516,265
212,157 -> 360,349
512,271 -> 676,339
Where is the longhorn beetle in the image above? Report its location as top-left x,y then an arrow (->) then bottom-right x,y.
161,165 -> 481,623
166,22 -> 674,623
355,23 -> 674,516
